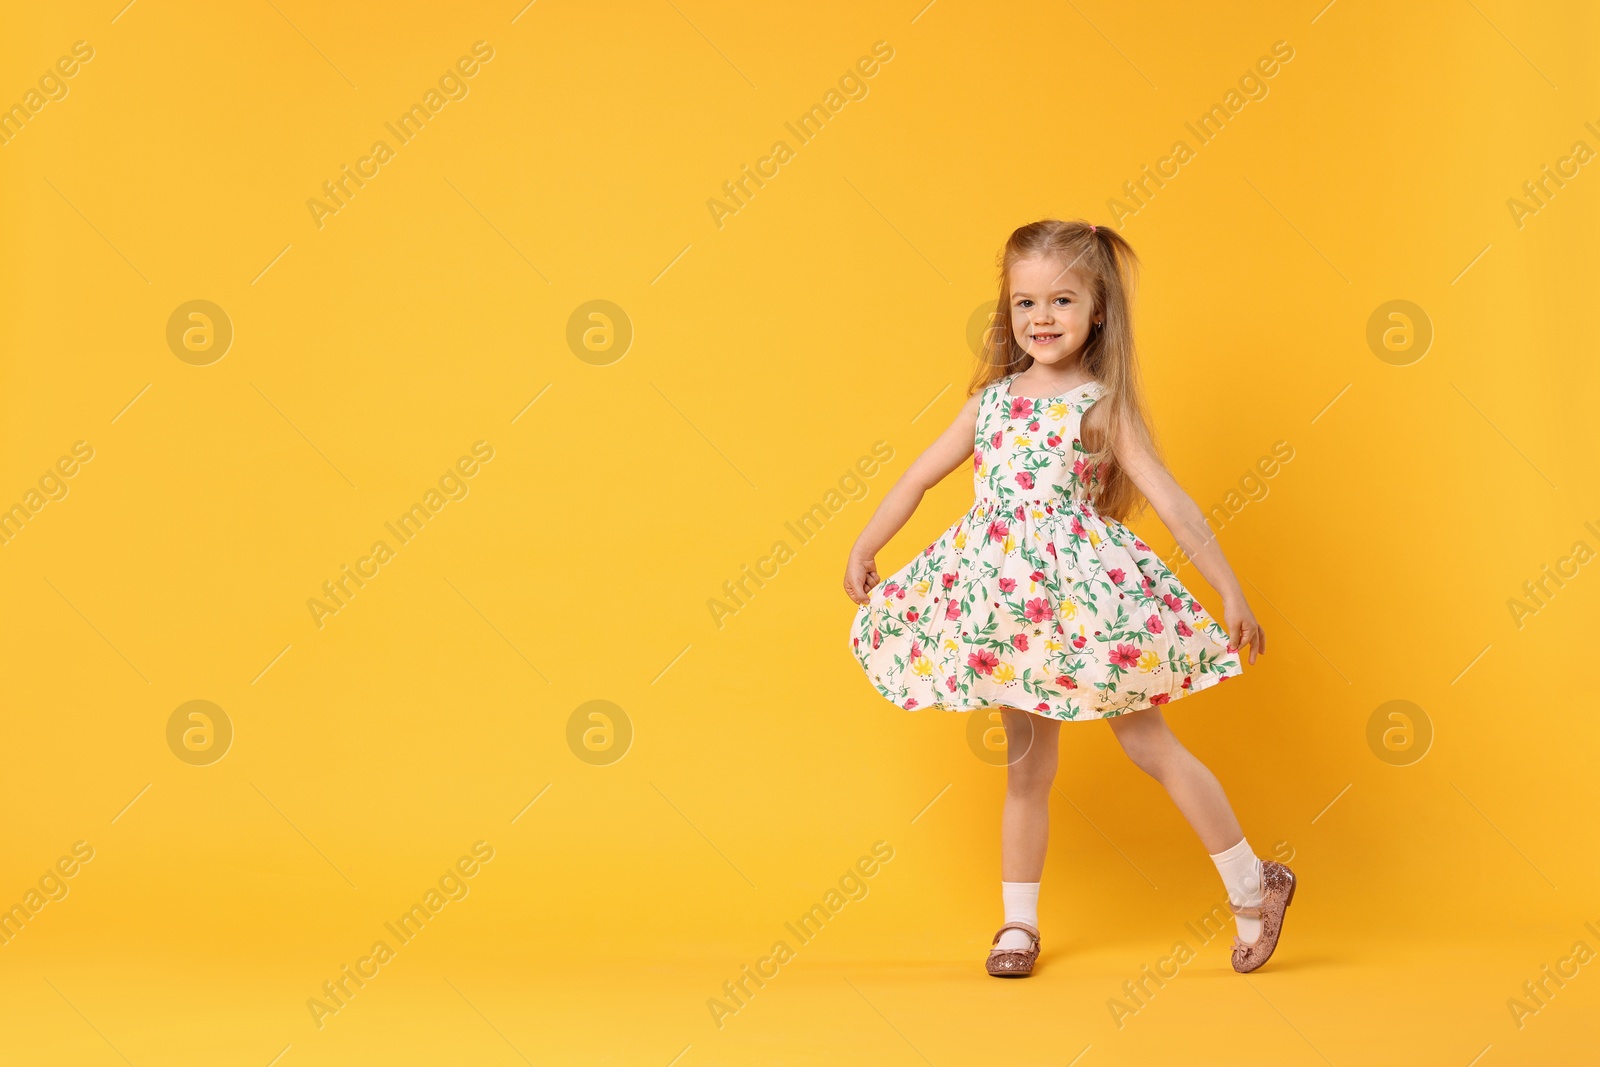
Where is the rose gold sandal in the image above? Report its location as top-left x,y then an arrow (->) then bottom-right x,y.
1229,860 -> 1296,973
986,921 -> 1041,977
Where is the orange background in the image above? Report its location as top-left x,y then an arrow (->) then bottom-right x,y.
1,1 -> 1597,1063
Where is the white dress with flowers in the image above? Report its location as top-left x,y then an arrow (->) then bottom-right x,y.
848,373 -> 1243,720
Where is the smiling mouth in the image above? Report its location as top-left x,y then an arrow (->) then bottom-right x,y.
1030,333 -> 1061,343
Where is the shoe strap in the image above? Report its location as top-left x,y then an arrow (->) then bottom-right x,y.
1228,902 -> 1262,919
991,921 -> 1040,946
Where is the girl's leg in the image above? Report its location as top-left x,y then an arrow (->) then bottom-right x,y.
1001,708 -> 1062,877
1105,705 -> 1241,852
1106,705 -> 1265,941
994,709 -> 1061,951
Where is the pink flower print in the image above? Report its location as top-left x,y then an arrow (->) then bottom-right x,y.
941,572 -> 958,589
1009,397 -> 1034,419
1141,576 -> 1157,597
883,582 -> 901,597
906,698 -> 919,709
1149,693 -> 1171,705
1011,633 -> 1029,651
1162,592 -> 1183,612
998,578 -> 1016,593
1045,542 -> 1057,558
1035,702 -> 1051,712
1046,433 -> 1061,448
1108,567 -> 1125,584
1145,614 -> 1164,634
1028,420 -> 1040,432
1135,539 -> 1150,551
987,520 -> 1010,542
991,430 -> 1004,449
946,675 -> 959,692
968,649 -> 999,675
1071,633 -> 1086,649
872,629 -> 881,649
1072,457 -> 1091,481
1181,676 -> 1193,690
1175,619 -> 1193,637
1029,569 -> 1046,584
973,451 -> 983,471
1070,517 -> 1086,537
1186,600 -> 1202,614
1110,643 -> 1141,668
1015,471 -> 1035,490
1024,598 -> 1051,623
910,642 -> 923,659
907,608 -> 921,622
1014,505 -> 1026,521
945,599 -> 962,620
1055,674 -> 1077,689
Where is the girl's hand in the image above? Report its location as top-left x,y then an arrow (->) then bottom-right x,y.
844,553 -> 880,606
1223,599 -> 1266,665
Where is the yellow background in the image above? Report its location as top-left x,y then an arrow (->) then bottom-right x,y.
3,0 -> 1598,1063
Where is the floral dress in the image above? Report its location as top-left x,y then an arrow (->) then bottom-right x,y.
848,373 -> 1243,721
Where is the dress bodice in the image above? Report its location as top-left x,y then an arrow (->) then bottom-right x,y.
972,373 -> 1107,510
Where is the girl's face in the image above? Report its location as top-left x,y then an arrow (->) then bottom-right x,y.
1008,255 -> 1097,367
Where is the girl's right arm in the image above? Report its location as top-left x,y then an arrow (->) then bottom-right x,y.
843,391 -> 983,605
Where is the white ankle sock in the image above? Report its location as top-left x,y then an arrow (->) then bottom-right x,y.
1209,837 -> 1265,945
997,881 -> 1040,950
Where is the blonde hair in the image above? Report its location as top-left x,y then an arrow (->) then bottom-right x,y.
968,218 -> 1164,523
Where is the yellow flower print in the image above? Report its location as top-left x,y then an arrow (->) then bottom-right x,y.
944,638 -> 960,651
1088,530 -> 1101,548
915,580 -> 931,596
993,662 -> 1016,683
1002,534 -> 1017,554
1030,507 -> 1045,519
1048,402 -> 1068,419
1059,599 -> 1078,620
912,657 -> 935,676
977,463 -> 989,478
1045,638 -> 1063,652
954,528 -> 967,550
1137,650 -> 1161,672
1014,436 -> 1032,448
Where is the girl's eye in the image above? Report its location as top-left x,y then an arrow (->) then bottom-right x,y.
1016,299 -> 1032,308
1055,297 -> 1071,306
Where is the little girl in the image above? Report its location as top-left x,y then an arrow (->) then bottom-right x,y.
843,219 -> 1294,977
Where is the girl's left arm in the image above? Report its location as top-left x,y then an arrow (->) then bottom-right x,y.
1107,420 -> 1267,665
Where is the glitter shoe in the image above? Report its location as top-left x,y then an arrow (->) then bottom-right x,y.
986,922 -> 1041,977
1229,860 -> 1296,973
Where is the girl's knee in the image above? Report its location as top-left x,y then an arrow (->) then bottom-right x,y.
1113,719 -> 1177,779
1006,752 -> 1059,796
1119,739 -> 1168,779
